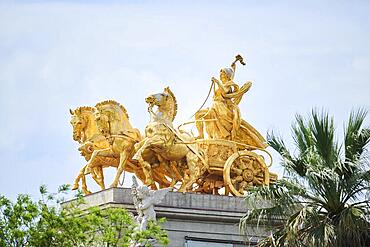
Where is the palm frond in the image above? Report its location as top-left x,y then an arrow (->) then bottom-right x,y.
267,131 -> 291,158
310,109 -> 340,168
243,109 -> 370,247
335,205 -> 370,247
290,206 -> 335,247
341,169 -> 370,204
344,109 -> 370,166
268,132 -> 307,177
240,179 -> 305,235
305,166 -> 344,214
292,114 -> 314,158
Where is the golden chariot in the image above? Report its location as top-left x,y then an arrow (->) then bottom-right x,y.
69,55 -> 277,197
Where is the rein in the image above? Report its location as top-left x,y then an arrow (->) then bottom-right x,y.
189,80 -> 215,118
162,123 -> 207,166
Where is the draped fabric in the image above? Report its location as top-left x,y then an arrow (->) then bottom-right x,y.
202,81 -> 267,149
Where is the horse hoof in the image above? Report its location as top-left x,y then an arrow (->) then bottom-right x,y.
83,190 -> 92,195
72,184 -> 79,190
109,184 -> 117,188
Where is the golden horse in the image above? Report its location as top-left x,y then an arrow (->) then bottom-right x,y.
70,106 -> 121,194
87,100 -> 143,188
133,87 -> 206,192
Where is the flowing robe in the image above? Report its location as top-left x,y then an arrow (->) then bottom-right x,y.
202,81 -> 267,149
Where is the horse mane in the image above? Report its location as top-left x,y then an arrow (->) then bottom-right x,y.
164,87 -> 177,121
74,106 -> 95,114
95,100 -> 129,119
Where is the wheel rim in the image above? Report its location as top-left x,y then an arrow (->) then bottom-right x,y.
223,150 -> 270,197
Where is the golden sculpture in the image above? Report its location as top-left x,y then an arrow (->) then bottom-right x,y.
195,55 -> 267,148
92,100 -> 142,188
70,55 -> 277,196
69,103 -> 145,194
70,106 -> 111,194
132,87 -> 206,192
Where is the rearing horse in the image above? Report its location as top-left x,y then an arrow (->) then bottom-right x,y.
133,87 -> 206,192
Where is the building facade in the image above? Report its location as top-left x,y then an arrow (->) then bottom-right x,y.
72,188 -> 268,247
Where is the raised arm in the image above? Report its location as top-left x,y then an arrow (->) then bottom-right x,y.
231,54 -> 246,75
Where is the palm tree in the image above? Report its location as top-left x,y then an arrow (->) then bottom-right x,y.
240,109 -> 370,247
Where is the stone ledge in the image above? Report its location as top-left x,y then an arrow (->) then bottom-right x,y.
65,187 -> 248,213
63,188 -> 267,246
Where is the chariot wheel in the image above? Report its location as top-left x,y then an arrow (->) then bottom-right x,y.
223,150 -> 270,197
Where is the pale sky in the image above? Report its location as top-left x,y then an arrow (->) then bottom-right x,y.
0,0 -> 369,199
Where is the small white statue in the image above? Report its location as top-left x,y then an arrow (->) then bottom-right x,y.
131,176 -> 172,231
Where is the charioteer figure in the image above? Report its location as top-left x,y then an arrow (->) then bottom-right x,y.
195,55 -> 267,149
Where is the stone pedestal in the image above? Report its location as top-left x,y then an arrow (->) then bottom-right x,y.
70,188 -> 267,247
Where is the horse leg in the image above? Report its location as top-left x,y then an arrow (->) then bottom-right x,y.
85,148 -> 112,172
76,148 -> 111,194
90,167 -> 105,190
81,170 -> 92,195
179,152 -> 200,192
74,164 -> 92,195
110,148 -> 131,188
179,172 -> 189,192
96,166 -> 105,190
170,161 -> 183,180
72,165 -> 87,190
138,153 -> 155,186
132,138 -> 161,186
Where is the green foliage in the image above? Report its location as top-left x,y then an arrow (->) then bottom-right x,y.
131,219 -> 170,247
240,109 -> 370,247
0,185 -> 169,247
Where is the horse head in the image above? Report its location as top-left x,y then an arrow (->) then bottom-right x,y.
95,100 -> 131,136
145,87 -> 177,122
70,106 -> 96,143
